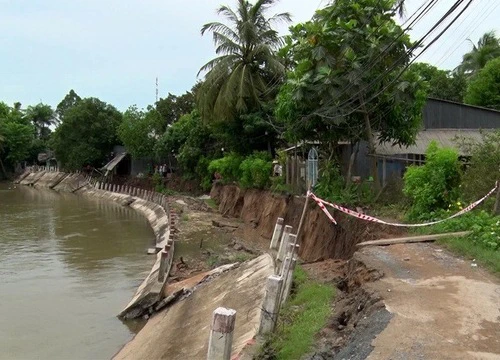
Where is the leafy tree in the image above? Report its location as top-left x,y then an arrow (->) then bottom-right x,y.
51,98 -> 122,170
197,0 -> 291,122
456,31 -> 500,77
155,111 -> 218,185
56,89 -> 82,121
464,58 -> 500,110
25,103 -> 56,140
0,102 -> 35,170
411,62 -> 466,103
155,87 -> 197,128
276,0 -> 426,188
118,106 -> 162,158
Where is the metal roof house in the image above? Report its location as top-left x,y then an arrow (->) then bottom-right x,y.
342,98 -> 500,185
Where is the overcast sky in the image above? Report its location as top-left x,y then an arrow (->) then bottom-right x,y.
0,0 -> 498,111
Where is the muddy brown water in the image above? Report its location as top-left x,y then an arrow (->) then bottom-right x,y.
0,183 -> 156,360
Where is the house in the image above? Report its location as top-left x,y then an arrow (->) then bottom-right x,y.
101,145 -> 151,178
342,98 -> 500,185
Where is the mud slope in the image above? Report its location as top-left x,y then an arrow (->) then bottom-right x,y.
354,243 -> 500,359
210,184 -> 404,261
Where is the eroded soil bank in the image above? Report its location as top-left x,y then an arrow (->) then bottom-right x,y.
210,184 -> 500,359
210,183 -> 405,261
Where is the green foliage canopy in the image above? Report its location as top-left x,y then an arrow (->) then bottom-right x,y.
155,88 -> 197,129
410,62 -> 466,103
197,0 -> 291,121
464,58 -> 500,110
275,0 -> 426,186
0,102 -> 35,167
118,106 -> 163,158
457,31 -> 500,77
51,98 -> 122,170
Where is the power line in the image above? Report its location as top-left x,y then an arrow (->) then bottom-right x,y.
314,0 -> 475,123
313,0 -> 474,121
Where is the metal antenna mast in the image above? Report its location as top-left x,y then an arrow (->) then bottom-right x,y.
156,77 -> 159,103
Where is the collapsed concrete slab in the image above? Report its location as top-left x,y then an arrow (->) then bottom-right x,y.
114,254 -> 274,360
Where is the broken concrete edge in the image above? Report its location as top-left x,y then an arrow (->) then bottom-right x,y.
150,263 -> 242,317
15,171 -> 173,320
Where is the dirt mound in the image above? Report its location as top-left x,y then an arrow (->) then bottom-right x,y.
210,183 -> 405,261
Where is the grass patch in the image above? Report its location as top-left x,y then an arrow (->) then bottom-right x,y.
436,236 -> 500,274
204,198 -> 218,210
181,214 -> 189,222
411,210 -> 500,276
257,266 -> 335,359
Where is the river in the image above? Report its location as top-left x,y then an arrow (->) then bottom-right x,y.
0,182 -> 155,360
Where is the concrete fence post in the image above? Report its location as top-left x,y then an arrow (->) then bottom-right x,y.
158,247 -> 170,282
277,225 -> 292,262
258,275 -> 283,335
285,234 -> 298,259
280,257 -> 297,306
270,217 -> 284,250
207,307 -> 236,360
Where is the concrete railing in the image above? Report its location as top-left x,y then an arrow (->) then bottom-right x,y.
205,216 -> 298,359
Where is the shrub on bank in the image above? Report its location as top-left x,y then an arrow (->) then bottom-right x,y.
239,151 -> 272,189
403,142 -> 461,220
208,151 -> 273,189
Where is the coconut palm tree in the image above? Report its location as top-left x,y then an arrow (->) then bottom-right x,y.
197,0 -> 291,121
456,31 -> 500,77
25,103 -> 56,140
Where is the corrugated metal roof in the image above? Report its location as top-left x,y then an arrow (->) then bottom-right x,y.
375,129 -> 486,156
102,152 -> 127,172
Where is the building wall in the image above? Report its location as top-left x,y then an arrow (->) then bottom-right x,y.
424,99 -> 500,129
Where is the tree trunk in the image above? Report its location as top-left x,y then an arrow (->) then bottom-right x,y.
346,141 -> 360,188
363,111 -> 381,191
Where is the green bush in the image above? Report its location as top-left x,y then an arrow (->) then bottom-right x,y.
239,151 -> 272,189
152,171 -> 164,192
208,153 -> 243,183
419,210 -> 500,251
457,130 -> 500,204
403,142 -> 461,220
315,162 -> 374,205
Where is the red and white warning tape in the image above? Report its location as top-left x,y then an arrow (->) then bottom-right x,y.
308,181 -> 499,227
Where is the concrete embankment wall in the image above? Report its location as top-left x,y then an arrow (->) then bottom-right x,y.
210,183 -> 405,261
16,170 -> 173,319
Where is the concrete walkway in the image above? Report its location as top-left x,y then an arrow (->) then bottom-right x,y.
359,243 -> 500,360
114,254 -> 274,360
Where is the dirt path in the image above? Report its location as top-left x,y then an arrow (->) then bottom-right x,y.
355,243 -> 500,360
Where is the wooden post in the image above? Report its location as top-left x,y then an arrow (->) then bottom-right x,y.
258,275 -> 283,335
276,225 -> 292,261
270,217 -> 284,250
207,308 -> 236,360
